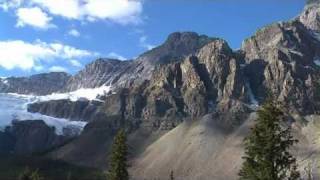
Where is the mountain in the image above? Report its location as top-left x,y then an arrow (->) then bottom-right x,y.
0,72 -> 70,95
0,2 -> 320,180
64,59 -> 133,91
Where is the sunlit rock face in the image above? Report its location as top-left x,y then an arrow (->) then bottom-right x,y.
0,2 -> 320,180
240,5 -> 320,114
300,4 -> 320,32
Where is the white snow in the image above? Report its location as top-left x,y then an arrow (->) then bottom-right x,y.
0,85 -> 112,135
314,57 -> 320,66
289,49 -> 303,57
0,77 -> 8,84
8,85 -> 112,103
38,85 -> 111,102
244,80 -> 259,109
0,93 -> 87,135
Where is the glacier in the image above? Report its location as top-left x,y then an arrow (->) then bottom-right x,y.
0,93 -> 87,135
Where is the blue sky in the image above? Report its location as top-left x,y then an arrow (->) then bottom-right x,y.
0,0 -> 305,77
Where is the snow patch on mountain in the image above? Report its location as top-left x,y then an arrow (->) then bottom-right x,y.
0,93 -> 87,135
39,85 -> 111,102
8,85 -> 112,102
244,80 -> 259,109
314,56 -> 320,66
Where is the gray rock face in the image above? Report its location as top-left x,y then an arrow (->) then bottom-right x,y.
0,72 -> 71,95
300,3 -> 320,31
122,32 -> 218,86
3,4 -> 320,178
86,39 -> 251,133
27,99 -> 104,122
62,32 -> 217,91
241,8 -> 320,114
3,120 -> 73,155
0,131 -> 14,154
65,59 -> 133,91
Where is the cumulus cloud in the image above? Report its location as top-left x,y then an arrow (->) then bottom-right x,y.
1,0 -> 143,26
70,59 -> 83,67
0,40 -> 97,71
49,66 -> 68,72
83,0 -> 143,25
0,0 -> 23,11
68,29 -> 80,37
107,52 -> 127,60
139,36 -> 155,50
31,0 -> 82,19
16,7 -> 55,29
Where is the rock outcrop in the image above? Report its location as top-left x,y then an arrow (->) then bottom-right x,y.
2,120 -> 73,155
64,59 -> 133,91
1,2 -> 320,180
27,99 -> 104,122
241,6 -> 320,114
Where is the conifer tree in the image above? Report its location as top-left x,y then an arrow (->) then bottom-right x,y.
239,100 -> 300,180
107,129 -> 129,180
18,167 -> 44,180
170,170 -> 174,180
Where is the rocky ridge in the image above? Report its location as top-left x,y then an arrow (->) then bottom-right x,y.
0,2 -> 319,180
0,72 -> 70,95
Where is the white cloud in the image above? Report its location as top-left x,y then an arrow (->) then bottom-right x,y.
16,7 -> 55,29
30,0 -> 142,25
68,29 -> 80,37
0,40 -> 97,71
49,66 -> 67,72
70,59 -> 83,67
107,52 -> 127,60
31,0 -> 81,19
0,0 -> 23,11
83,0 -> 142,25
139,36 -> 155,50
1,0 -> 143,25
34,65 -> 44,72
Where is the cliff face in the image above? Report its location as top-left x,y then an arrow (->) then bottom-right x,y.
0,72 -> 71,95
27,99 -> 104,122
1,120 -> 73,155
1,2 -> 320,180
241,7 -> 320,114
64,59 -> 133,91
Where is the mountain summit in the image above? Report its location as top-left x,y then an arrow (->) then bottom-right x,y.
0,3 -> 319,180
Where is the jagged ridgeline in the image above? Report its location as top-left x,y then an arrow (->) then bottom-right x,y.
0,1 -> 319,180
307,0 -> 319,5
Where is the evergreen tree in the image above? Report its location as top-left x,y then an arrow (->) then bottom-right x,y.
107,129 -> 129,180
18,167 -> 44,180
170,171 -> 174,180
239,100 -> 300,180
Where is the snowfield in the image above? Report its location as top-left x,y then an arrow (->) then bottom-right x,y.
37,85 -> 112,102
0,85 -> 112,135
8,85 -> 112,102
0,93 -> 87,135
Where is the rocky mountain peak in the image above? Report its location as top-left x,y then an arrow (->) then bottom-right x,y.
137,32 -> 217,65
300,1 -> 320,32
